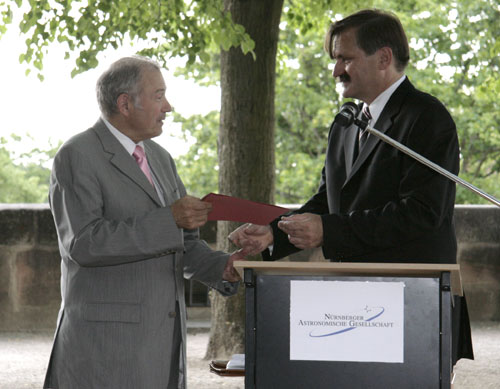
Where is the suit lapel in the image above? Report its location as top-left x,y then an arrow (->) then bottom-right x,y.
348,116 -> 391,179
93,120 -> 163,206
344,78 -> 412,184
343,123 -> 359,178
144,142 -> 177,205
143,142 -> 184,253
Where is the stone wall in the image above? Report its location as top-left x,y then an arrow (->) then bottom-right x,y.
455,205 -> 500,321
0,204 -> 499,331
0,205 -> 60,331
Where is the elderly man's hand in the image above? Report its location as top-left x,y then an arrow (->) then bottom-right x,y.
228,223 -> 274,255
171,195 -> 212,229
277,213 -> 323,249
222,249 -> 248,282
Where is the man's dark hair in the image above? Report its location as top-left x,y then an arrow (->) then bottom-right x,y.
324,9 -> 410,72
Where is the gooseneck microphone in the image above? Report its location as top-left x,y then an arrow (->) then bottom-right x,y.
335,102 -> 500,207
334,102 -> 360,127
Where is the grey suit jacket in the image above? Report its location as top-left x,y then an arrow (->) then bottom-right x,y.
44,119 -> 235,388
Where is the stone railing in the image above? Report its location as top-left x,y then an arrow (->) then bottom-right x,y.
454,205 -> 500,321
0,204 -> 499,331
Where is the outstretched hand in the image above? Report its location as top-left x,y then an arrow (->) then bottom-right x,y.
228,223 -> 274,256
222,249 -> 248,282
277,213 -> 323,249
171,195 -> 212,229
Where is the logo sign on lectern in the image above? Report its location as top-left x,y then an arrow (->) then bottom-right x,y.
290,280 -> 404,363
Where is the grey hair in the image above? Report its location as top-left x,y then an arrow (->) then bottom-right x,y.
96,56 -> 161,118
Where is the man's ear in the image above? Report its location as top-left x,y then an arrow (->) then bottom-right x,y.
378,47 -> 393,70
116,93 -> 131,117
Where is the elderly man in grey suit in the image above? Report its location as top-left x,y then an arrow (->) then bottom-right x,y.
44,56 -> 245,389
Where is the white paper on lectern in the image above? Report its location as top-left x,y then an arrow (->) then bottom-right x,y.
290,280 -> 404,363
226,354 -> 245,370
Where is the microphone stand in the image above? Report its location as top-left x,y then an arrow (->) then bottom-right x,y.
356,119 -> 500,208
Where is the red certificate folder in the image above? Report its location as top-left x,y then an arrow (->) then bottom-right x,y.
201,193 -> 289,225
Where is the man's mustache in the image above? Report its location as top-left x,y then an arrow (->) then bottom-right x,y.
338,74 -> 350,83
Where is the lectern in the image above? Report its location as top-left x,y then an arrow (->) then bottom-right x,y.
234,261 -> 463,389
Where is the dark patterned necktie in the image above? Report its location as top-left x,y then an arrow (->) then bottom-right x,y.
358,106 -> 372,150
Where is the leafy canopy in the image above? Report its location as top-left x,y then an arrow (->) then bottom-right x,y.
1,0 -> 499,204
175,0 -> 500,204
0,135 -> 59,203
0,0 -> 255,80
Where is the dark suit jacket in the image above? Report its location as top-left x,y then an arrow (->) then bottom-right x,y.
268,77 -> 459,263
265,77 -> 473,362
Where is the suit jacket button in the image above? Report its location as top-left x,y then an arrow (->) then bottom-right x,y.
168,311 -> 177,318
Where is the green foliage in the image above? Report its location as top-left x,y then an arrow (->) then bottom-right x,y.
2,0 -> 255,78
176,1 -> 367,205
174,111 -> 220,198
0,1 -> 13,35
2,0 -> 500,205
273,24 -> 341,203
176,17 -> 344,204
177,0 -> 500,205
0,135 -> 59,203
382,0 -> 500,204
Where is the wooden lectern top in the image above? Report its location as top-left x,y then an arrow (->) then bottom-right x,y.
234,261 -> 463,296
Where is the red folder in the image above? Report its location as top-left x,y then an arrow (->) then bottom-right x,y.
201,193 -> 289,225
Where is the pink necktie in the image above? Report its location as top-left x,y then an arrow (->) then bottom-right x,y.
133,145 -> 154,186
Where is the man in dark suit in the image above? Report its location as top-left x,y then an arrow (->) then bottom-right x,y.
44,56 -> 245,389
229,9 -> 473,363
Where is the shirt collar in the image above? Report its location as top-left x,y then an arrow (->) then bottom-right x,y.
363,74 -> 406,126
101,116 -> 145,155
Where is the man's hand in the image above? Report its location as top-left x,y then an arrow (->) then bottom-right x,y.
171,195 -> 212,229
222,249 -> 247,282
277,213 -> 323,249
228,223 -> 274,256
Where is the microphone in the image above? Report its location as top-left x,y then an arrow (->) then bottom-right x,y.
335,105 -> 500,207
334,102 -> 359,127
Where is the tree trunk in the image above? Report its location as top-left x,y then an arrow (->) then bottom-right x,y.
205,0 -> 284,359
